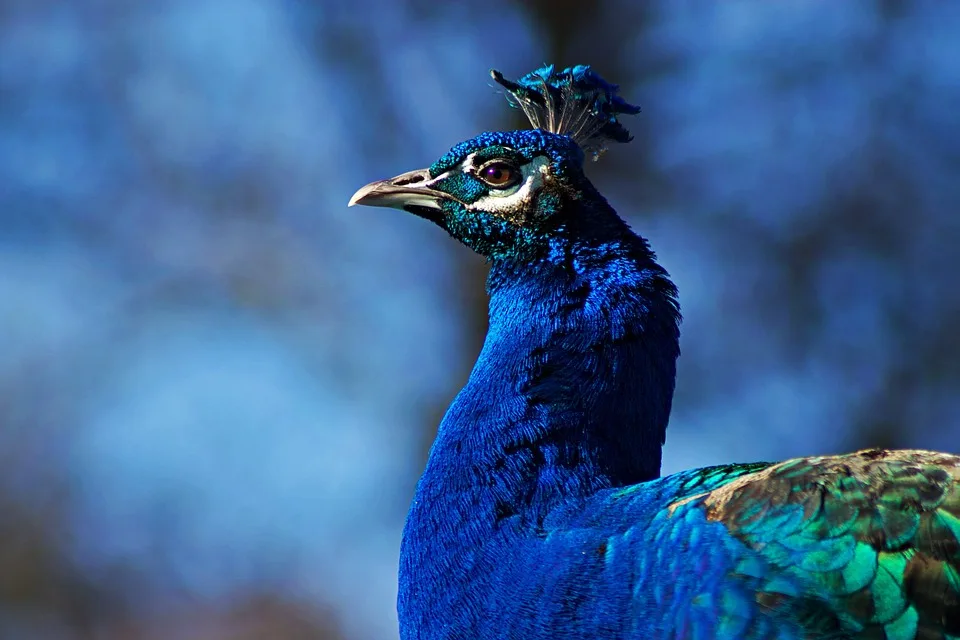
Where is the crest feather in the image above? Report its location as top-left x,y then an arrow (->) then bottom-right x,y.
490,65 -> 641,160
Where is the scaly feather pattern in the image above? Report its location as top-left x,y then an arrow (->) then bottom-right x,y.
348,66 -> 960,639
684,448 -> 960,639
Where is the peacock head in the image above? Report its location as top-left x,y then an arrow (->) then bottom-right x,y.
348,65 -> 641,261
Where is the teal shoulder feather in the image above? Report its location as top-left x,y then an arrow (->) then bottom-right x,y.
676,448 -> 960,640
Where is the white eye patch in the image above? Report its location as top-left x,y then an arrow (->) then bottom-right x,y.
466,156 -> 550,215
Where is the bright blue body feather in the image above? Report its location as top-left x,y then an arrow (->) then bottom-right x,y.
350,66 -> 960,640
400,219 -> 681,637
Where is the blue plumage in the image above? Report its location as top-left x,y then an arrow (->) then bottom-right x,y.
349,66 -> 960,639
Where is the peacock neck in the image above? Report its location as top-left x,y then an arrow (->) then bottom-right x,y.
471,243 -> 676,496
411,230 -> 679,520
398,229 -> 680,637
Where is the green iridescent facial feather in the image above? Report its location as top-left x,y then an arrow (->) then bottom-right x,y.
441,202 -> 547,260
430,171 -> 487,205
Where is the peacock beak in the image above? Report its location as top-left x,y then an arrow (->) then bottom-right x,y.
348,168 -> 449,212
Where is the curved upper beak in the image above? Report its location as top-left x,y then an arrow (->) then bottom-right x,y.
348,168 -> 448,212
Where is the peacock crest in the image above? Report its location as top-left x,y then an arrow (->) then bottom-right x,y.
490,64 -> 641,160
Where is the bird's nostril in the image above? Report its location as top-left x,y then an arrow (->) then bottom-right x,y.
395,173 -> 426,186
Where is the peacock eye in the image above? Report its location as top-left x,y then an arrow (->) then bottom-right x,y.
477,161 -> 520,189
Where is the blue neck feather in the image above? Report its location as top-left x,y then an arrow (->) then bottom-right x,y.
398,194 -> 680,635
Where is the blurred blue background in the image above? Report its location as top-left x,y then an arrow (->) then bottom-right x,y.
2,0 -> 959,638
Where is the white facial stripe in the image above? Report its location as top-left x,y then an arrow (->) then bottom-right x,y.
467,156 -> 550,215
461,152 -> 479,173
425,170 -> 452,187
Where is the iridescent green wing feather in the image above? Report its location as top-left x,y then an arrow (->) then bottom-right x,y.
687,448 -> 960,639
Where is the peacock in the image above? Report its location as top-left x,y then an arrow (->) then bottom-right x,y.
349,65 -> 960,640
